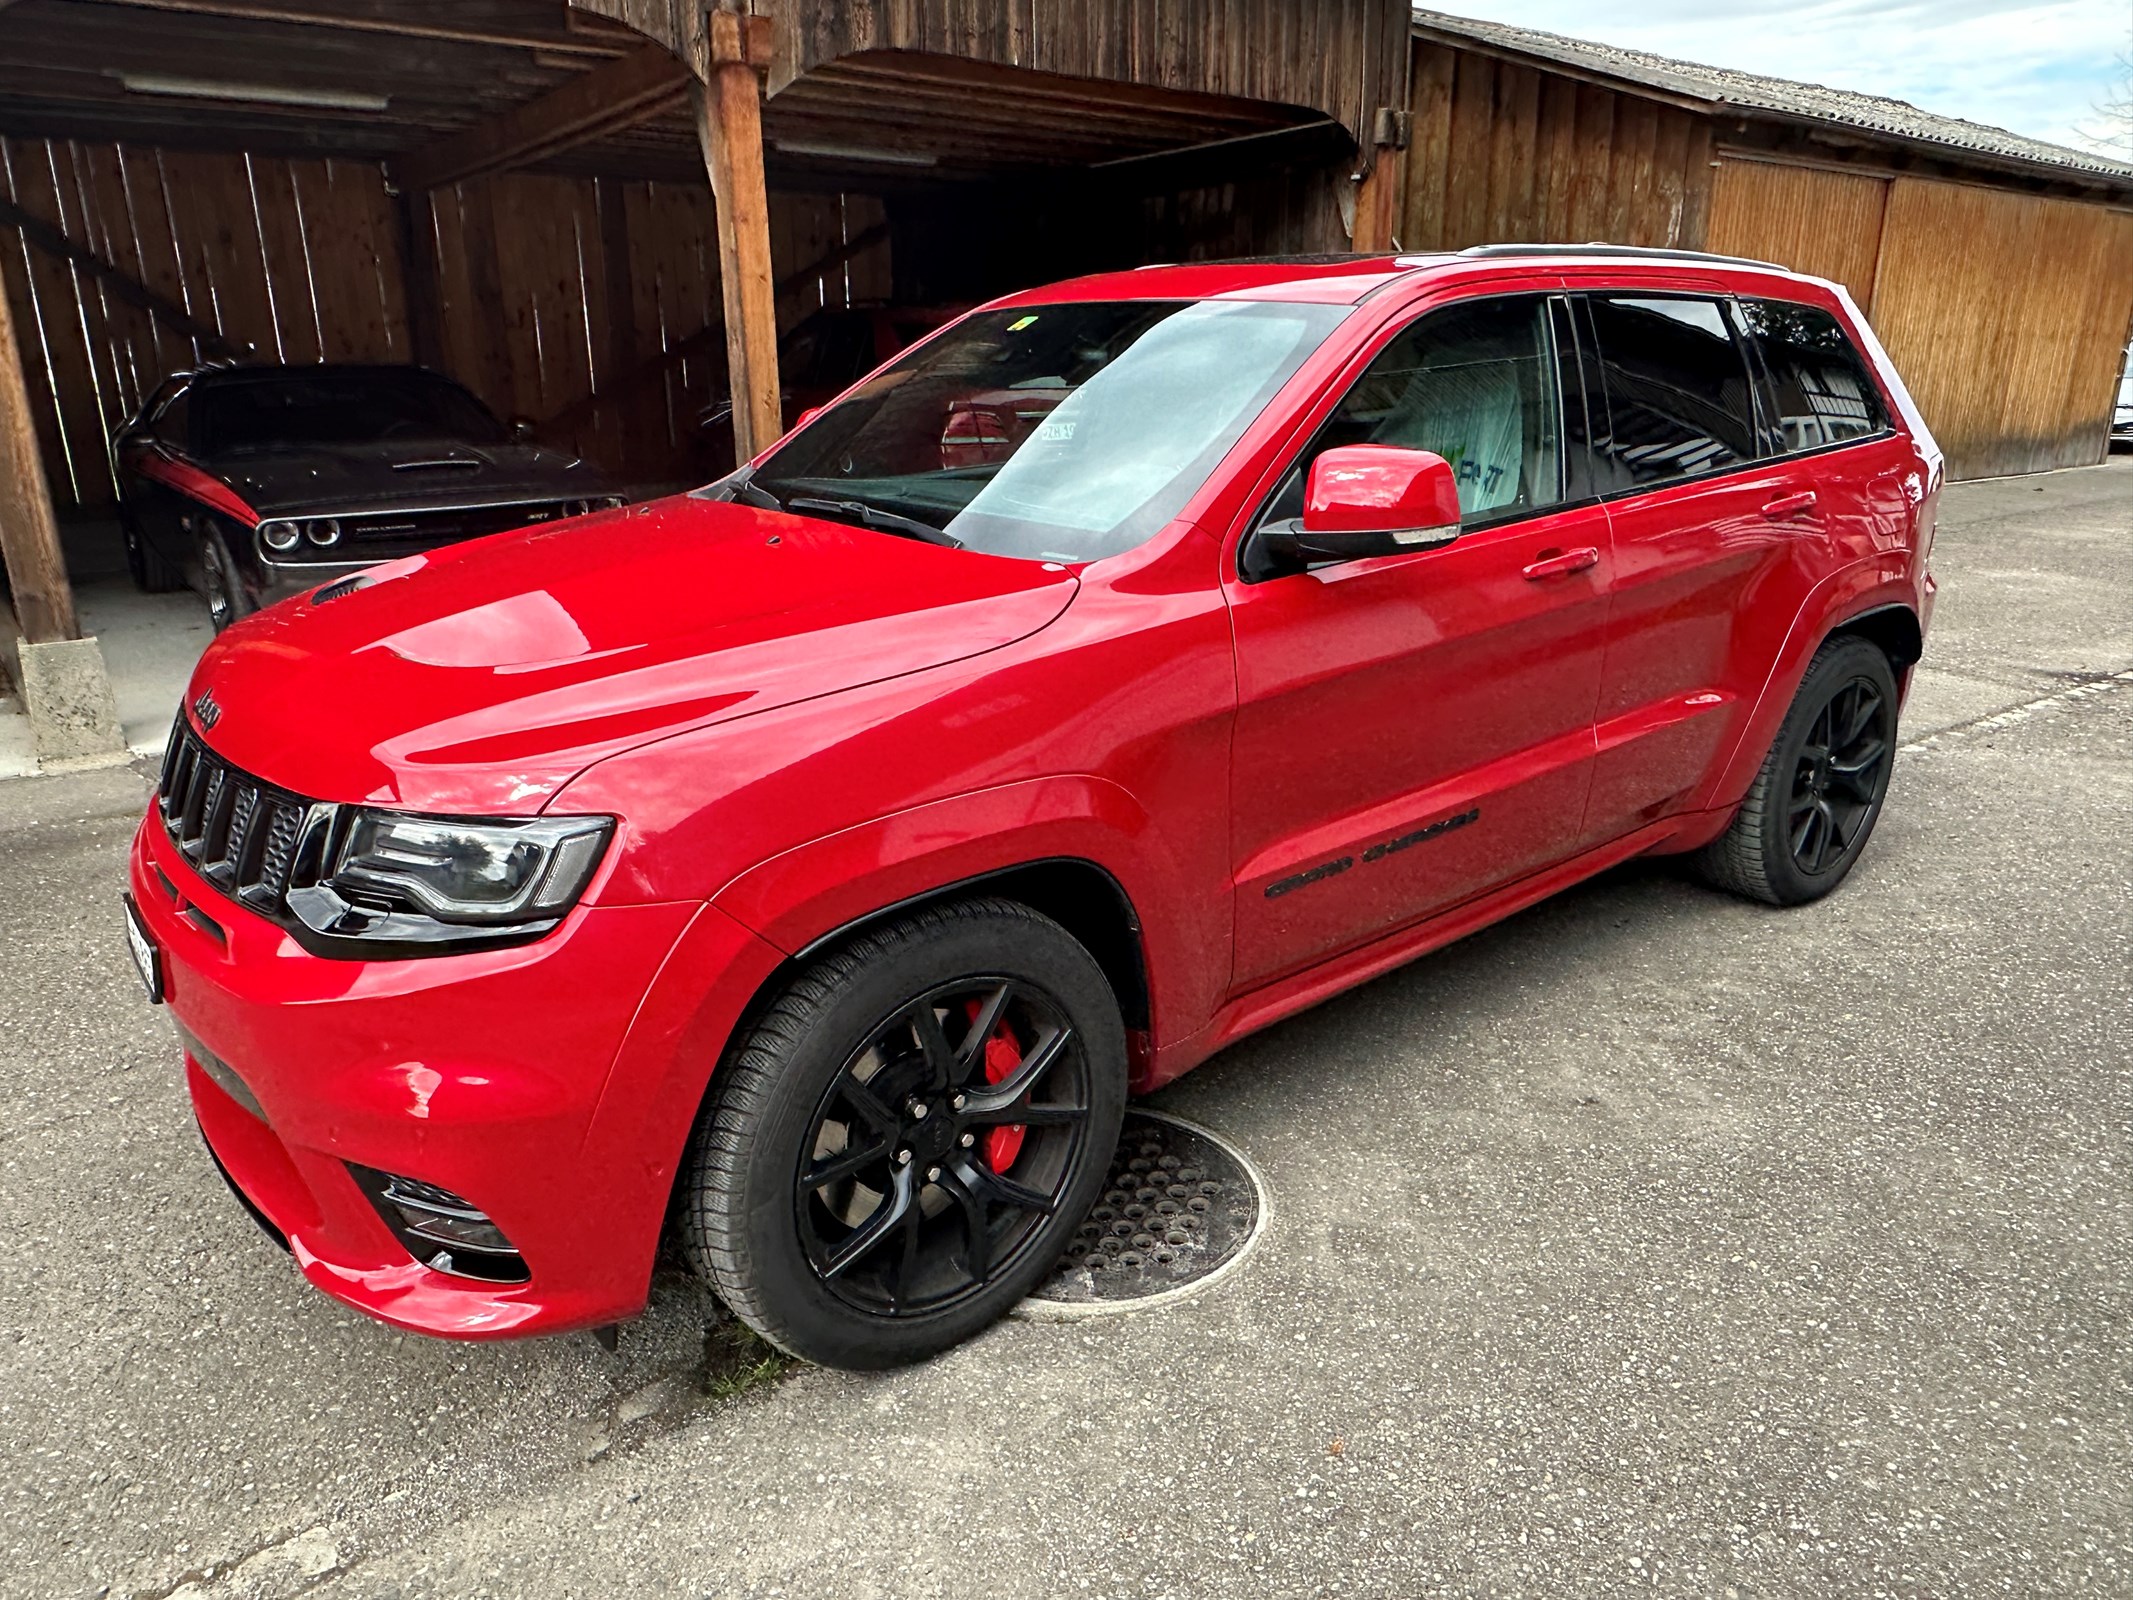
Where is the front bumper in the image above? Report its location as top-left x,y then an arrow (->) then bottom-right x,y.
129,810 -> 781,1339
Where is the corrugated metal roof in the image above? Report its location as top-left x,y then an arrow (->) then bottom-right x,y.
1412,8 -> 2133,190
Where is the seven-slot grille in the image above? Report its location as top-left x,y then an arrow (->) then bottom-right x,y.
158,717 -> 328,918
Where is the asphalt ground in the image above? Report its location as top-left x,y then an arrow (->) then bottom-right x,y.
2,459 -> 2128,1600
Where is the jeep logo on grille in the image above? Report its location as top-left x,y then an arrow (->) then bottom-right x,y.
192,689 -> 222,730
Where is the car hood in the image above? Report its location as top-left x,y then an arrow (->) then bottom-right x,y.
185,495 -> 1079,814
210,441 -> 608,517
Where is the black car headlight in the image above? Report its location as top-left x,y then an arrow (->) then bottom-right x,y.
283,810 -> 614,952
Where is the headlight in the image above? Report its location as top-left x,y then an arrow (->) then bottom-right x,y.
258,520 -> 301,553
305,517 -> 342,547
332,812 -> 612,925
281,810 -> 614,951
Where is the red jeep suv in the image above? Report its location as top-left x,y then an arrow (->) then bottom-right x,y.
126,248 -> 1938,1368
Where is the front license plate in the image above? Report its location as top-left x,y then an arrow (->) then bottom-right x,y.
122,893 -> 163,1005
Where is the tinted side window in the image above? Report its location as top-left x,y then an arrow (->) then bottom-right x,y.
1260,295 -> 1563,529
1738,299 -> 1889,453
1583,295 -> 1760,491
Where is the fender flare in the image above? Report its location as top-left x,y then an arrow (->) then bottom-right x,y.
1700,555 -> 1923,811
711,772 -> 1224,1052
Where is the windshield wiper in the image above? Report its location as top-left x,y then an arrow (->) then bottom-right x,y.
724,472 -> 784,511
786,496 -> 962,548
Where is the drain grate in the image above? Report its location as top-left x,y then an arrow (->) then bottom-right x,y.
1020,1110 -> 1267,1317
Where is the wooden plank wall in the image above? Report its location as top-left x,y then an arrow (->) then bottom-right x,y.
1400,41 -> 1713,253
1705,159 -> 1888,307
0,137 -> 407,511
0,132 -> 891,511
1867,179 -> 2133,479
1708,158 -> 2133,477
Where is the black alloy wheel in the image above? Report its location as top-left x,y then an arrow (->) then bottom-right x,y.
798,977 -> 1091,1317
681,898 -> 1127,1369
1786,676 -> 1890,877
1695,634 -> 1900,906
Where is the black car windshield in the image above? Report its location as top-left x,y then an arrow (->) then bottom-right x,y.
197,370 -> 509,455
744,299 -> 1349,563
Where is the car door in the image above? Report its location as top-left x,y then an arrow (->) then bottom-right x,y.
1224,292 -> 1612,991
1573,291 -> 1812,843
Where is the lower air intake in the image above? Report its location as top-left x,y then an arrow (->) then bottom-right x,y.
349,1165 -> 530,1284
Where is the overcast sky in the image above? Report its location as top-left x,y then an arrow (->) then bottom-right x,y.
1434,0 -> 2128,155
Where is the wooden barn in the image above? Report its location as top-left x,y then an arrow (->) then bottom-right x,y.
1386,11 -> 2133,483
0,0 -> 2127,759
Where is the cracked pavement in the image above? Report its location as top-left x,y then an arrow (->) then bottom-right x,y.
2,458 -> 2128,1599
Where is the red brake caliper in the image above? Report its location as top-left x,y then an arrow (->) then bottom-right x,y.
965,1000 -> 1027,1172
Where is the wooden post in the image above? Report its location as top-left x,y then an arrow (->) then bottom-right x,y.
0,269 -> 77,644
693,9 -> 780,463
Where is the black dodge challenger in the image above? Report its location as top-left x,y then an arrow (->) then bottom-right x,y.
114,364 -> 626,630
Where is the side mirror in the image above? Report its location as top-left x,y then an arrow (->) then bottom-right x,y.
794,405 -> 826,430
1258,445 -> 1463,571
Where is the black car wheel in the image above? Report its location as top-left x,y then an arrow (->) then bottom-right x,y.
680,898 -> 1127,1369
1695,635 -> 1899,905
122,512 -> 186,594
199,528 -> 254,633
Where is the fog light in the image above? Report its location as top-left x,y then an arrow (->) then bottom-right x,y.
305,517 -> 341,547
349,1165 -> 528,1283
258,520 -> 301,553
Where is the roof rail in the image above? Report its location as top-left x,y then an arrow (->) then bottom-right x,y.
1447,242 -> 1787,271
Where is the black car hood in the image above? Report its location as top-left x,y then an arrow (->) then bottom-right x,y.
211,441 -> 611,518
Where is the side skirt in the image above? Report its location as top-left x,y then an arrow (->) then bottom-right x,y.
1145,812 -> 1711,1091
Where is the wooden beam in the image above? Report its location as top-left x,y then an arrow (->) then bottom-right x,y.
694,10 -> 779,462
391,42 -> 692,194
63,0 -> 629,57
0,195 -> 244,362
0,274 -> 78,644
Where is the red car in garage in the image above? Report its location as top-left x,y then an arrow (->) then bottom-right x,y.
126,247 -> 1938,1369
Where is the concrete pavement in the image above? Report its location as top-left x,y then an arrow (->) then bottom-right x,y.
2,461 -> 2128,1599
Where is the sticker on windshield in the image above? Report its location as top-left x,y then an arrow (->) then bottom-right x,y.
1007,315 -> 1039,332
1038,419 -> 1075,442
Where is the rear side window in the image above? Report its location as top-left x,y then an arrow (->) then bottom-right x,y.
1259,294 -> 1564,530
1737,299 -> 1889,453
1581,295 -> 1760,491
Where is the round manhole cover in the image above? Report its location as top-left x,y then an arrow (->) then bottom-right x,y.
1017,1110 -> 1268,1320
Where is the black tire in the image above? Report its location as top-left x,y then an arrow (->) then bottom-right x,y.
681,898 -> 1128,1370
1695,635 -> 1899,905
199,526 -> 254,633
122,512 -> 185,594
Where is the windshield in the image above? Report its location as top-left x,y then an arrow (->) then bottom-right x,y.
198,370 -> 509,455
743,299 -> 1348,562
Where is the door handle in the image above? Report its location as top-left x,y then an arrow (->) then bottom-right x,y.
1760,490 -> 1818,520
1521,546 -> 1600,581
